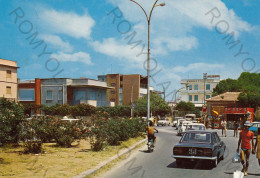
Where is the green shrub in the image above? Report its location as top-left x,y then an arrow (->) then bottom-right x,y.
56,104 -> 71,116
52,119 -> 90,147
71,104 -> 96,117
0,98 -> 24,145
20,119 -> 43,154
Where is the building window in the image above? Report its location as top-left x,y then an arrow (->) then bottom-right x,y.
58,90 -> 63,100
6,86 -> 11,94
194,84 -> 198,90
18,89 -> 35,101
194,95 -> 198,101
206,95 -> 211,99
46,90 -> 53,100
110,98 -> 115,102
189,95 -> 192,101
111,83 -> 116,87
111,90 -> 115,94
206,84 -> 210,90
6,70 -> 11,78
189,85 -> 192,90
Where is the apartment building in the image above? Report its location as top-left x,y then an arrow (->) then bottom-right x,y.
179,75 -> 220,108
0,58 -> 19,100
18,78 -> 41,115
41,78 -> 113,107
98,74 -> 149,106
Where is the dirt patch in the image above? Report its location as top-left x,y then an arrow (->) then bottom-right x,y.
0,136 -> 145,177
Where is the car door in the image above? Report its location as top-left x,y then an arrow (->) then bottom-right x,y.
212,133 -> 221,157
215,133 -> 225,157
213,133 -> 223,157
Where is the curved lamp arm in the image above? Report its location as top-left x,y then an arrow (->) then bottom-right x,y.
130,0 -> 149,22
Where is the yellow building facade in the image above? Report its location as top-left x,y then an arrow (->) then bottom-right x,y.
0,58 -> 18,100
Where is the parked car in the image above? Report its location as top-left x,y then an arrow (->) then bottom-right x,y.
177,121 -> 192,136
249,122 -> 260,136
157,117 -> 170,126
172,131 -> 226,167
186,123 -> 206,131
176,118 -> 185,130
172,117 -> 184,127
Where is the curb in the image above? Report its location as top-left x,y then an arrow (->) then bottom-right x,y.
73,138 -> 147,178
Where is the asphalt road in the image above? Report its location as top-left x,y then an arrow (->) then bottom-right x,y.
101,126 -> 260,178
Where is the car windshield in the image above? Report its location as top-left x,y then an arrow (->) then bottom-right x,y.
181,133 -> 211,143
187,125 -> 205,130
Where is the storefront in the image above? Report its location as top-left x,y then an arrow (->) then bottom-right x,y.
224,107 -> 254,129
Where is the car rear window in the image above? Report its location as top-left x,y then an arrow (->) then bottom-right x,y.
181,133 -> 211,143
187,125 -> 205,130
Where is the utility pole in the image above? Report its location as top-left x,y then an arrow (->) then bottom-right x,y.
203,73 -> 207,126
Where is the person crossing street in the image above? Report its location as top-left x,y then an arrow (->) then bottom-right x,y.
236,121 -> 255,176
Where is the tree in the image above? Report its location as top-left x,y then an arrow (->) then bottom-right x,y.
134,93 -> 171,117
213,72 -> 260,110
175,101 -> 200,117
212,78 -> 241,96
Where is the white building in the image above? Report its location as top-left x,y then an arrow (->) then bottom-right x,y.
179,75 -> 220,108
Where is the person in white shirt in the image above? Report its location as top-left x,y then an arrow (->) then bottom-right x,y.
221,119 -> 227,137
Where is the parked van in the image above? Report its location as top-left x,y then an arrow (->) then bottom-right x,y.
185,114 -> 196,121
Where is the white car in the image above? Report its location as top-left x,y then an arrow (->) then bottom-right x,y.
185,123 -> 206,131
172,117 -> 184,127
157,118 -> 170,126
176,119 -> 185,130
177,121 -> 192,136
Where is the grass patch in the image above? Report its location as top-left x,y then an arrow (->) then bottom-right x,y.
0,135 -> 146,178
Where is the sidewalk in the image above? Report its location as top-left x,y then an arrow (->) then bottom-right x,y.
73,138 -> 147,178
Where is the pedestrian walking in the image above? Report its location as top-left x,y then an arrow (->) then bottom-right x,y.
236,121 -> 255,176
253,127 -> 260,166
221,119 -> 227,137
234,120 -> 239,137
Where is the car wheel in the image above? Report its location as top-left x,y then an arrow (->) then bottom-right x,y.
221,148 -> 225,161
220,153 -> 224,161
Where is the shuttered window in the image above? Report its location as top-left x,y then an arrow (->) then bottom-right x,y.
6,86 -> 11,94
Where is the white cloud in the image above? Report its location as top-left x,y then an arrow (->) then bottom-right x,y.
39,9 -> 95,39
107,0 -> 253,55
170,0 -> 252,37
172,63 -> 224,73
40,34 -> 73,52
50,52 -> 92,65
91,38 -> 146,64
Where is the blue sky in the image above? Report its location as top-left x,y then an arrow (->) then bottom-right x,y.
0,0 -> 259,100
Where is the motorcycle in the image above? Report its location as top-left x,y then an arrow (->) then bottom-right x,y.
147,137 -> 154,152
147,130 -> 158,152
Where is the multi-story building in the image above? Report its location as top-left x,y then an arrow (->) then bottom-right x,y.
97,74 -> 149,106
40,78 -> 113,107
0,58 -> 19,101
18,78 -> 41,115
18,77 -> 113,115
179,75 -> 220,109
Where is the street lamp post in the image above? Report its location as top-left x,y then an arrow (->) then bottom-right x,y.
130,0 -> 165,126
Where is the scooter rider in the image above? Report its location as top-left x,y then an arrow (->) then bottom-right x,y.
147,121 -> 158,147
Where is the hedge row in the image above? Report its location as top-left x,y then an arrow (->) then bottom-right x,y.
22,103 -> 131,117
0,98 -> 146,153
